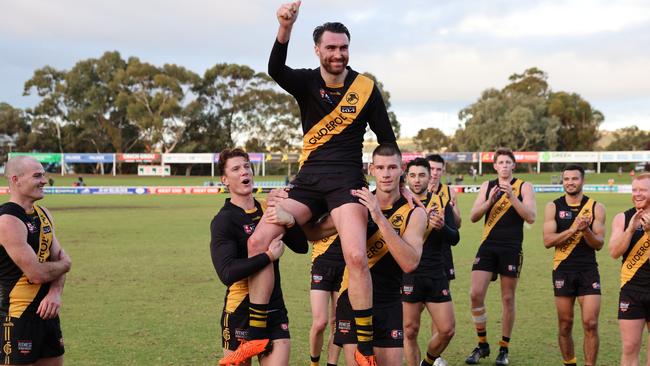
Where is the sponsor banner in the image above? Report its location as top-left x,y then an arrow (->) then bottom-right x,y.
138,165 -> 170,176
8,152 -> 61,164
163,153 -> 214,164
213,153 -> 265,163
584,185 -> 618,193
539,151 -> 599,163
599,151 -> 650,163
442,152 -> 480,163
116,153 -> 161,163
401,152 -> 423,162
263,153 -> 300,163
64,153 -> 114,163
0,187 -> 9,194
41,187 -> 148,195
481,151 -> 538,163
534,185 -> 564,193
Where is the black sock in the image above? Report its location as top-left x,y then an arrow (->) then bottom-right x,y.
354,308 -> 373,356
248,303 -> 269,340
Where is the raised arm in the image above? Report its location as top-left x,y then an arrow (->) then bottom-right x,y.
268,1 -> 306,95
0,215 -> 71,285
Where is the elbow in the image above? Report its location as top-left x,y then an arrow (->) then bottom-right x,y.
470,214 -> 480,223
402,261 -> 419,274
25,272 -> 46,285
543,241 -> 553,249
609,248 -> 620,259
526,214 -> 536,225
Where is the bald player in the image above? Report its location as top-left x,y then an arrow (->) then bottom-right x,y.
0,156 -> 72,366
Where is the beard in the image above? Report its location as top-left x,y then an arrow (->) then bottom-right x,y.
321,58 -> 348,75
565,187 -> 582,196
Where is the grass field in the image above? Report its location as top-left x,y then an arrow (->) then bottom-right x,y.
32,171 -> 637,187
36,190 -> 645,365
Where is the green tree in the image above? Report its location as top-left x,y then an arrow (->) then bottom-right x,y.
456,67 -> 601,152
413,127 -> 450,151
363,72 -> 401,139
606,126 -> 650,151
0,103 -> 30,161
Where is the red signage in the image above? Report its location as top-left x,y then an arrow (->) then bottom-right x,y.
116,153 -> 161,163
481,151 -> 538,163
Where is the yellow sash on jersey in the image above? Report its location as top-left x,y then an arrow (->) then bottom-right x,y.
311,235 -> 337,262
338,203 -> 411,293
620,231 -> 650,288
437,184 -> 451,208
423,194 -> 443,238
8,205 -> 53,318
553,198 -> 595,270
298,74 -> 374,168
481,179 -> 524,243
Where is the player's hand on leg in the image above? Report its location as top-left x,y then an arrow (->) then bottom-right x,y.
265,205 -> 296,227
267,188 -> 289,207
267,234 -> 285,261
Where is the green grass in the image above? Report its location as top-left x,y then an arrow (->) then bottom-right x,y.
37,191 -> 643,365
34,171 -> 636,187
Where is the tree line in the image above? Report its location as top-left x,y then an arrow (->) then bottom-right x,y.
1,57 -> 647,166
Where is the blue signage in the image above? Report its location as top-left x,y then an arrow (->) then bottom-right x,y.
64,153 -> 114,163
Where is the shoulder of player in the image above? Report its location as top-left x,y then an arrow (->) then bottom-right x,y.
0,214 -> 28,243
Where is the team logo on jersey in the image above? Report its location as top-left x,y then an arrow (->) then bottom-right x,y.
442,288 -> 449,296
243,224 -> 255,235
449,268 -> 455,276
340,106 -> 356,113
281,323 -> 289,331
554,280 -> 565,289
391,214 -> 404,228
319,89 -> 334,105
3,343 -> 11,355
592,282 -> 600,289
402,285 -> 413,295
391,330 -> 404,340
222,328 -> 231,341
26,222 -> 36,233
473,257 -> 480,265
345,92 -> 359,105
338,320 -> 351,334
508,265 -> 517,272
620,301 -> 630,312
312,274 -> 323,283
559,211 -> 572,219
17,340 -> 32,354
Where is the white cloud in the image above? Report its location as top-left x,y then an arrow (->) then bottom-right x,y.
456,0 -> 650,37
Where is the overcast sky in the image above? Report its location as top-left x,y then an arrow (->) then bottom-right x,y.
2,0 -> 649,137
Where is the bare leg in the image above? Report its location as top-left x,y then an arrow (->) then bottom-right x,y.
403,301 -> 424,366
247,199 -> 312,325
259,339 -> 290,366
425,301 -> 455,358
375,347 -> 403,366
619,318 -> 645,366
310,290 -> 331,362
327,291 -> 342,364
499,275 -> 518,339
578,295 -> 600,365
469,270 -> 493,343
34,356 -> 64,366
555,296 -> 576,362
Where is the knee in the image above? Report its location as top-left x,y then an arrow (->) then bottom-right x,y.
311,318 -> 328,334
622,337 -> 640,354
469,289 -> 484,305
344,249 -> 367,270
558,318 -> 573,336
438,325 -> 455,341
501,293 -> 515,308
403,322 -> 420,340
247,235 -> 268,255
582,318 -> 598,334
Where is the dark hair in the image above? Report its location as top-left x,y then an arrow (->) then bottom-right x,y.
313,22 -> 350,44
563,164 -> 585,178
372,143 -> 402,160
406,157 -> 430,174
425,154 -> 445,165
494,147 -> 516,163
218,148 -> 249,175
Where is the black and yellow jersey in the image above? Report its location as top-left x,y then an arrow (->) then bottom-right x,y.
268,40 -> 396,173
552,195 -> 598,271
481,178 -> 525,248
432,183 -> 457,278
339,195 -> 414,306
311,235 -> 343,266
0,202 -> 53,318
410,192 -> 459,278
620,207 -> 650,292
